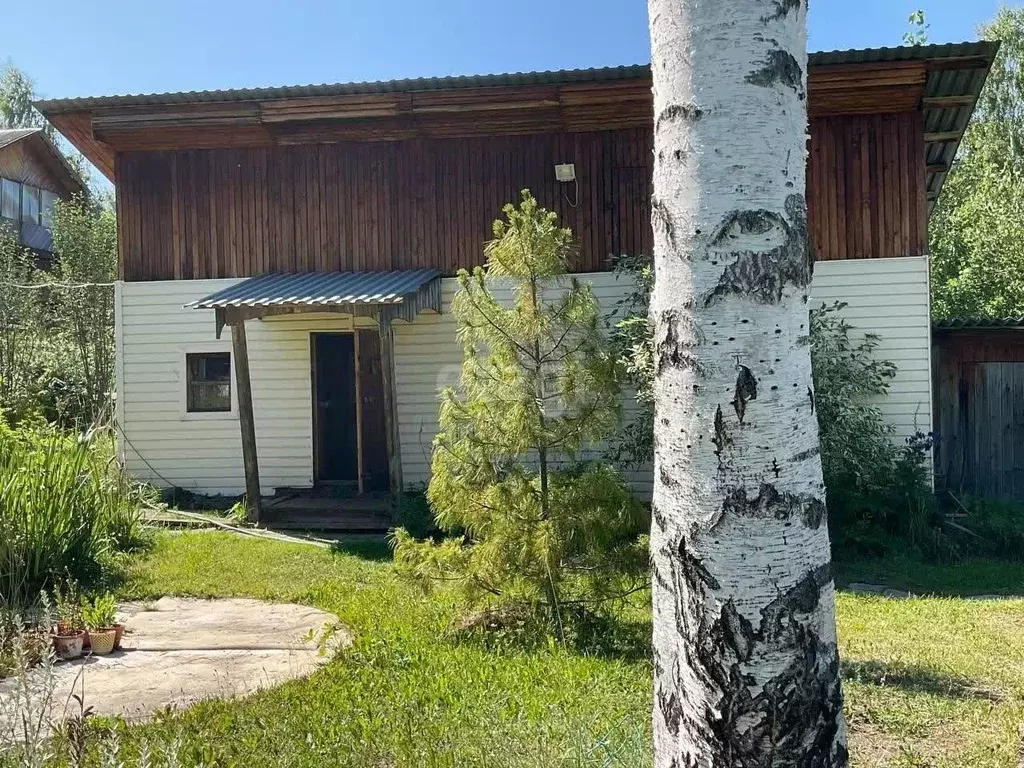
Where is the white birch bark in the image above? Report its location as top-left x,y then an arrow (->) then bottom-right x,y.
646,1 -> 847,766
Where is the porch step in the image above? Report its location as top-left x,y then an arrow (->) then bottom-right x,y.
260,493 -> 393,532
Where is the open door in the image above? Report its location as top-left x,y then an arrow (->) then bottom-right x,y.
311,332 -> 389,491
356,330 -> 390,492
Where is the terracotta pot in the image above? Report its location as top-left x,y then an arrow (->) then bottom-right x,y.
113,623 -> 124,650
53,632 -> 85,661
88,628 -> 117,656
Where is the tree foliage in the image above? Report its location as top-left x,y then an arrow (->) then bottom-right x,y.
931,8 -> 1024,318
0,198 -> 116,427
394,191 -> 645,610
0,63 -> 50,135
903,10 -> 930,46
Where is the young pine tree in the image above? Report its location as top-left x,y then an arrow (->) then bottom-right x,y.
394,191 -> 644,611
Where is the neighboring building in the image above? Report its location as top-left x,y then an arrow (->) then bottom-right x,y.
37,42 -> 996,522
0,128 -> 84,253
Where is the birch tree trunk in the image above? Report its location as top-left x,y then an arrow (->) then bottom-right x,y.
647,1 -> 847,766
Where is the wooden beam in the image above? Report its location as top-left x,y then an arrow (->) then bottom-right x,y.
354,330 -> 365,496
921,95 -> 976,109
377,312 -> 403,503
230,318 -> 263,523
924,130 -> 964,143
926,163 -> 951,174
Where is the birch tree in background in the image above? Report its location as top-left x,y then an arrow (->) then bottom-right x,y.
646,1 -> 847,765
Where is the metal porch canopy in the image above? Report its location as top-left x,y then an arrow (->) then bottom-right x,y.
187,269 -> 442,336
185,269 -> 441,522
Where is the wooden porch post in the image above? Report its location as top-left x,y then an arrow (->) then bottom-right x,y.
230,316 -> 262,523
377,312 -> 403,502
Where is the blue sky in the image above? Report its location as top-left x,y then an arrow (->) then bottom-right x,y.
3,1 -> 1009,103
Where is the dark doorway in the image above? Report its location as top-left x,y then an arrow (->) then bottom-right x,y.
312,334 -> 358,484
311,331 -> 390,492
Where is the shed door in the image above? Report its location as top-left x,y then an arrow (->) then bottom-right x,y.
313,334 -> 358,484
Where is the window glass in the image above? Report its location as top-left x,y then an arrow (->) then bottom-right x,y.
0,179 -> 19,220
186,352 -> 232,412
21,185 -> 40,225
41,190 -> 59,228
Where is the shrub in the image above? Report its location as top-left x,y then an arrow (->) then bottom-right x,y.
809,303 -> 937,556
394,192 -> 646,613
0,422 -> 149,608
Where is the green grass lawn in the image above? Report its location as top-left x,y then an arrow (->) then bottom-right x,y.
111,531 -> 1024,767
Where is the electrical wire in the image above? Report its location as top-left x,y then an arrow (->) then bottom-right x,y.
0,279 -> 116,289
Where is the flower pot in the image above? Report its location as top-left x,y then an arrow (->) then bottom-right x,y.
82,629 -> 91,650
88,628 -> 117,656
113,623 -> 124,650
53,632 -> 85,661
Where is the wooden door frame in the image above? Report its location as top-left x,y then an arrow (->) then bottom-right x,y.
310,331 -> 364,492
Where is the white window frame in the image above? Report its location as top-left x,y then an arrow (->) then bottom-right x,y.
179,343 -> 238,421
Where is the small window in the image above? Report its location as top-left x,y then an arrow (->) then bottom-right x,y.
186,352 -> 232,412
0,179 -> 18,220
21,185 -> 40,225
41,190 -> 59,229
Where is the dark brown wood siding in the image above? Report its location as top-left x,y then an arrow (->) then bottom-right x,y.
116,128 -> 653,281
117,110 -> 928,280
808,110 -> 927,261
0,142 -> 70,194
933,330 -> 1024,500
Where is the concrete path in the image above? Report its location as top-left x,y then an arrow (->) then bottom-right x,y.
2,597 -> 348,723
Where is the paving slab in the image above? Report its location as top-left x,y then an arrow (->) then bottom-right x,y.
1,596 -> 348,724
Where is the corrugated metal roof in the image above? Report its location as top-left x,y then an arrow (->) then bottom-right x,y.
33,42 -> 995,114
920,42 -> 1000,210
934,317 -> 1024,331
0,128 -> 40,150
189,269 -> 443,322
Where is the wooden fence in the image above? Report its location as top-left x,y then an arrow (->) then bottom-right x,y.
933,325 -> 1024,500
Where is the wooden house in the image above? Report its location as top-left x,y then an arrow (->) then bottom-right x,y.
0,128 -> 84,253
37,41 -> 996,526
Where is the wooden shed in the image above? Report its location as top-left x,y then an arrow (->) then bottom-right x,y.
933,319 -> 1024,500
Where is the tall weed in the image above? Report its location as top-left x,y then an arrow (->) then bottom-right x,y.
0,423 -> 149,608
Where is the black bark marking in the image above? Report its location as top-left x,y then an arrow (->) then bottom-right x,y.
771,458 -> 781,478
808,385 -> 816,414
711,405 -> 730,461
656,103 -> 705,132
652,502 -> 669,533
652,196 -> 683,259
722,483 -> 827,529
702,195 -> 811,307
731,365 -> 758,424
677,537 -> 721,592
746,49 -> 805,97
790,445 -> 821,463
669,554 -> 846,767
762,0 -> 802,23
659,464 -> 678,489
659,689 -> 685,737
656,309 -> 705,376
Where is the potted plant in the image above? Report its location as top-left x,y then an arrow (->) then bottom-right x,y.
81,594 -> 119,656
52,587 -> 86,661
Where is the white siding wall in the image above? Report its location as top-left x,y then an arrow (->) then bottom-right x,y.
118,279 -> 372,495
116,260 -> 930,496
393,272 -> 645,488
809,255 -> 933,440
